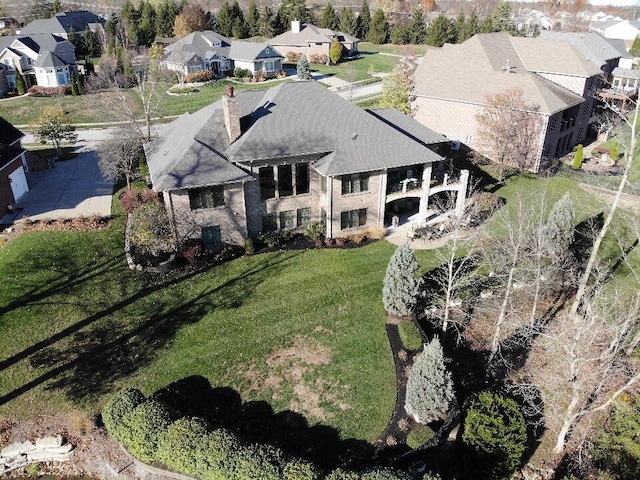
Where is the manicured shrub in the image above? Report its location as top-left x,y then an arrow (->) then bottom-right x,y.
309,53 -> 329,65
296,55 -> 312,80
228,443 -> 285,479
283,459 -> 320,480
405,337 -> 455,424
382,243 -> 422,317
286,51 -> 304,63
102,387 -> 146,443
186,70 -> 215,83
123,399 -> 173,462
361,468 -> 413,479
234,67 -> 252,78
329,38 -> 344,64
157,417 -> 209,475
129,202 -> 174,255
120,189 -> 141,213
462,391 -> 527,478
304,222 -> 325,239
245,237 -> 255,255
194,428 -> 242,478
572,144 -> 583,169
326,470 -> 360,480
27,85 -> 71,96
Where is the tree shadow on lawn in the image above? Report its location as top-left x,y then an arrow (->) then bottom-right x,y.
0,252 -> 301,408
152,375 -> 374,472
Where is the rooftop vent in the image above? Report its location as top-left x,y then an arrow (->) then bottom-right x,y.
503,59 -> 513,73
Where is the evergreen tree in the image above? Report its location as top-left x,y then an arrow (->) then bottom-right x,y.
247,1 -> 261,37
329,37 -> 343,64
407,8 -> 427,44
260,6 -> 277,38
15,69 -> 26,95
491,1 -> 514,33
454,11 -> 466,43
340,8 -> 357,35
425,13 -> 455,47
405,337 -> 455,424
52,0 -> 62,14
277,0 -> 312,33
71,72 -> 79,96
367,9 -> 389,44
544,193 -> 575,260
390,23 -> 409,45
206,12 -> 220,32
464,9 -> 480,40
382,243 -> 421,316
156,0 -> 179,38
232,16 -> 249,39
83,26 -> 101,58
631,35 -> 640,58
68,27 -> 86,58
321,2 -> 340,30
138,0 -> 157,46
358,0 -> 371,40
463,392 -> 527,478
105,14 -> 118,54
121,0 -> 141,46
479,15 -> 495,33
217,1 -> 234,37
296,54 -> 311,79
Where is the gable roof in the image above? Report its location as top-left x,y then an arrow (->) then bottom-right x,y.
20,11 -> 105,36
270,23 -> 359,47
0,117 -> 24,145
164,30 -> 232,64
539,30 -> 628,66
225,81 -> 443,176
3,33 -> 75,65
413,32 -> 594,115
228,41 -> 283,61
146,81 -> 445,191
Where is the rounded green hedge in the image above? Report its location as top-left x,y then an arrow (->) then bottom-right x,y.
102,387 -> 146,443
122,399 -> 173,463
157,417 -> 209,475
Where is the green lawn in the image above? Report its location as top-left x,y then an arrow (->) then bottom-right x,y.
0,199 -> 400,443
305,51 -> 399,82
358,42 -> 433,56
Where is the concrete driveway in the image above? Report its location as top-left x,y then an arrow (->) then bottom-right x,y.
1,134 -> 115,224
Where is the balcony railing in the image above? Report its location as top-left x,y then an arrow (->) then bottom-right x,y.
387,178 -> 422,194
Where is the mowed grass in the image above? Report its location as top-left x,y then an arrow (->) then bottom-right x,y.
0,201 -> 399,442
359,42 -> 433,56
307,50 -> 399,82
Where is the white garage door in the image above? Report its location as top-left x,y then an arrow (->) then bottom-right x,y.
9,166 -> 29,202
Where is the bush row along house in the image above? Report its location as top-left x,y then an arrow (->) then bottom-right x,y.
412,32 -> 603,172
269,21 -> 360,60
162,30 -> 284,78
145,81 -> 469,248
0,117 -> 29,214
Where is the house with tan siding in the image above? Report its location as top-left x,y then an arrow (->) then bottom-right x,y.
412,32 -> 602,172
269,21 -> 359,60
145,81 -> 469,248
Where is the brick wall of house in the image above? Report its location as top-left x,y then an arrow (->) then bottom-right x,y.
272,44 -> 330,61
327,170 -> 385,238
167,183 -> 248,246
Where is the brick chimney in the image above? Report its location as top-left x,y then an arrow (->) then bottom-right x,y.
222,85 -> 241,143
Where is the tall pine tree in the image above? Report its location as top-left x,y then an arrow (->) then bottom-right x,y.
407,8 -> 426,44
247,1 -> 261,37
358,0 -> 371,40
320,2 -> 339,30
340,7 -> 357,35
368,9 -> 388,44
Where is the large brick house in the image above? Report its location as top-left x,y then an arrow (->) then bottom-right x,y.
145,81 -> 469,247
269,21 -> 360,60
412,32 -> 602,172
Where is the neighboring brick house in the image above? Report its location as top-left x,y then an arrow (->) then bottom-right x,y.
162,31 -> 284,77
0,33 -> 76,88
145,81 -> 469,248
412,32 -> 602,172
269,21 -> 360,60
0,117 -> 29,214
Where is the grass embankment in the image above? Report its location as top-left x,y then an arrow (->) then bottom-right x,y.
0,197 -> 400,443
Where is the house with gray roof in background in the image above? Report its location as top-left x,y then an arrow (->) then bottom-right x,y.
18,10 -> 105,40
412,32 -> 602,172
270,21 -> 360,60
0,33 -> 76,89
145,81 -> 469,247
162,31 -> 284,78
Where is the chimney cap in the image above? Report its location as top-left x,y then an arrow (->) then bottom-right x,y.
226,85 -> 235,98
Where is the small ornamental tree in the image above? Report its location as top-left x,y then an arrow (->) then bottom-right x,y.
382,243 -> 422,317
572,144 -> 584,169
329,37 -> 344,64
462,391 -> 527,478
543,192 -> 575,261
405,337 -> 455,424
16,69 -> 26,95
32,105 -> 78,156
296,54 -> 312,80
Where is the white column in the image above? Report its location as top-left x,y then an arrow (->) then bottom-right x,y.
378,170 -> 387,227
454,169 -> 470,217
419,164 -> 432,224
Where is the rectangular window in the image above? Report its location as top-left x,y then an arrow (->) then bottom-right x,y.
278,164 -> 293,197
549,116 -> 558,132
262,213 -> 277,231
189,186 -> 224,210
260,166 -> 275,200
296,163 -> 310,194
297,207 -> 311,227
280,210 -> 295,229
202,226 -> 222,247
341,208 -> 367,230
341,173 -> 369,195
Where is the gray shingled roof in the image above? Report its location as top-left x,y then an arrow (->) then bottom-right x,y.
367,109 -> 448,146
270,23 -> 359,47
414,32 -> 591,115
614,67 -> 640,79
6,33 -> 75,65
34,50 -> 67,68
538,30 -> 628,66
228,41 -> 283,61
225,81 -> 443,176
164,31 -> 232,64
20,11 -> 105,36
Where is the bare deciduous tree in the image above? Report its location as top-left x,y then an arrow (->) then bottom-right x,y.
476,88 -> 544,174
97,127 -> 144,190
